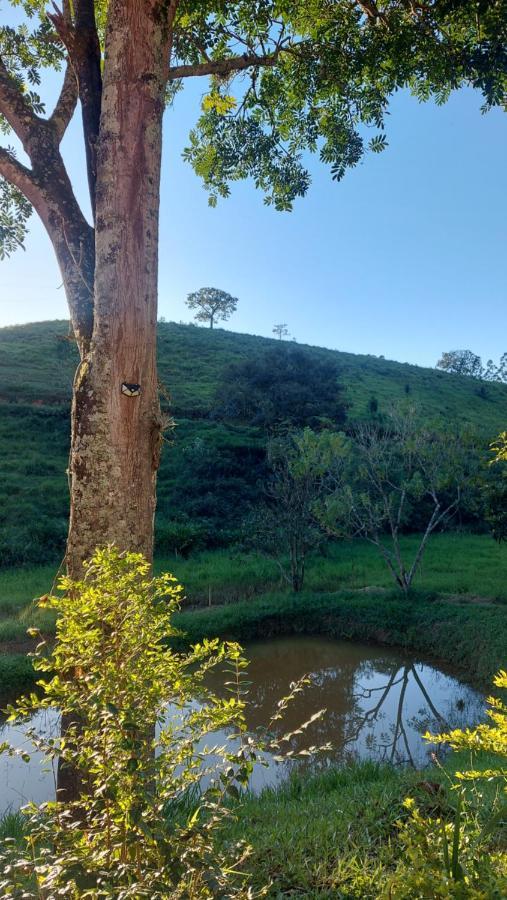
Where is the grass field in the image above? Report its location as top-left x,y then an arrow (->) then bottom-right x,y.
219,749 -> 505,898
1,533 -> 505,617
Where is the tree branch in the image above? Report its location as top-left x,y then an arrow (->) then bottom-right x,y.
0,147 -> 39,203
167,50 -> 280,81
0,57 -> 43,154
48,0 -> 102,218
49,61 -> 79,143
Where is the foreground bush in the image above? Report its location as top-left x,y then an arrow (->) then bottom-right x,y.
386,671 -> 507,898
0,547 -> 320,898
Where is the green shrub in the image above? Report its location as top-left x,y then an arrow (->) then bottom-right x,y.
154,518 -> 207,557
0,547 -> 321,898
386,671 -> 507,897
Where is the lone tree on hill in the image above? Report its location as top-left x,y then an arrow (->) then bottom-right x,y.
273,323 -> 290,341
186,286 -> 238,329
0,1 -> 504,579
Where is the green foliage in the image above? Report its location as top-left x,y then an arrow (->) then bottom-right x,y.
178,0 -> 507,208
0,176 -> 32,259
214,345 -> 348,430
186,287 -> 238,329
426,670 -> 507,779
386,792 -> 506,898
318,407 -> 482,593
219,750 -> 506,898
0,547 -> 326,898
437,349 -> 484,379
2,0 -> 506,236
386,672 -> 507,897
249,428 -> 347,591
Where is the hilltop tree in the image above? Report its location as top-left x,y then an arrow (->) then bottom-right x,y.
186,286 -> 238,329
273,323 -> 289,340
0,2 -> 505,578
436,349 -> 483,378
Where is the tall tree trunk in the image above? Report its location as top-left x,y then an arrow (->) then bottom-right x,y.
65,0 -> 169,577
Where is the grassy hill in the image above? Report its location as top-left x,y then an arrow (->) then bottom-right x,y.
2,319 -> 507,425
1,319 -> 506,566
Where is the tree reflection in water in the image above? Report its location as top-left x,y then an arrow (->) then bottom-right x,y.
218,638 -> 485,773
0,637 -> 485,811
351,663 -> 450,766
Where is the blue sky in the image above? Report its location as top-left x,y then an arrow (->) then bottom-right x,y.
0,13 -> 506,368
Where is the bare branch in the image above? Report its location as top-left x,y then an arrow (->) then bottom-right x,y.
49,62 -> 78,143
48,0 -> 102,217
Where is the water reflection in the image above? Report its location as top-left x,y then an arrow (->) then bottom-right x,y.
0,637 -> 484,815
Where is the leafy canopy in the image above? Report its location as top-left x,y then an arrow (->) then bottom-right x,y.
215,345 -> 348,429
186,286 -> 239,327
0,0 -> 505,258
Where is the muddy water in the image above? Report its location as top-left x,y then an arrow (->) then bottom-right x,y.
0,637 -> 484,815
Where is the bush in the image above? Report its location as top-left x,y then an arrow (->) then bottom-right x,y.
0,547 -> 320,898
214,345 -> 347,429
154,518 -> 207,557
386,671 -> 507,897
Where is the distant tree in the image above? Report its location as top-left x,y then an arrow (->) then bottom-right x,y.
273,324 -> 289,340
436,350 -> 483,379
481,353 -> 507,384
318,407 -> 479,595
186,287 -> 238,329
215,346 -> 348,430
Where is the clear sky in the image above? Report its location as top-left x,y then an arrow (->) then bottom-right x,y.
0,10 -> 506,368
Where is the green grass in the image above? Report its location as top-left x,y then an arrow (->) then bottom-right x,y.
219,751 -> 505,898
1,533 -> 506,622
2,320 -> 507,428
158,533 -> 507,605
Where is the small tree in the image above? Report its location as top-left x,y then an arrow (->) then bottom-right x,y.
319,408 -> 478,595
186,287 -> 238,329
273,324 -> 289,340
484,432 -> 507,542
436,350 -> 483,378
253,429 -> 346,592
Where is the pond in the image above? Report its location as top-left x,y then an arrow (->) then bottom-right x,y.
0,636 -> 485,815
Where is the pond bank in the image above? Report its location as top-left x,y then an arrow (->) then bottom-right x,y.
1,636 -> 484,815
1,586 -> 506,697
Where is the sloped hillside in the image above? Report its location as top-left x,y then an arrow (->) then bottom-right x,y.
1,320 -> 506,566
1,319 -> 507,427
